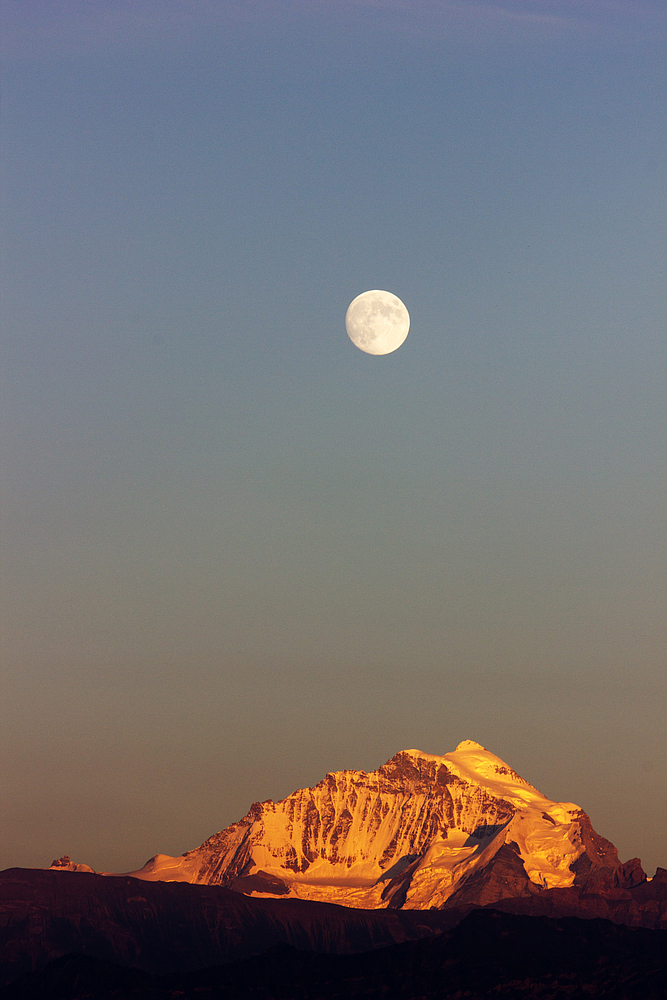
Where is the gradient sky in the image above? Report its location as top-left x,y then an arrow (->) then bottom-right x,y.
1,1 -> 665,878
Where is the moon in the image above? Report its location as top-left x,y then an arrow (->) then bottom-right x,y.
345,290 -> 410,355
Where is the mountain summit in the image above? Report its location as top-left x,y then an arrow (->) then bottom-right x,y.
123,741 -> 641,909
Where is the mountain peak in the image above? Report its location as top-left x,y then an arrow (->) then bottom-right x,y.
114,740 -> 632,912
49,856 -> 95,874
454,740 -> 487,752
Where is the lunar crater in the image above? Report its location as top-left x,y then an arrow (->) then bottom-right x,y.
345,290 -> 410,355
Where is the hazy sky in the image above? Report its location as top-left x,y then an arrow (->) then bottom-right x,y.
1,1 -> 665,877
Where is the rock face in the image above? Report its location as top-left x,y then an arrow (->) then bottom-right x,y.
125,740 -> 644,910
49,856 -> 95,874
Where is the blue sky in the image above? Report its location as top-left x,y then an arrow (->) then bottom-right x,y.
1,1 -> 665,875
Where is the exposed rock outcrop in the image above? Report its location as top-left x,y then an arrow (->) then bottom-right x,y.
122,741 -> 643,911
48,856 -> 95,874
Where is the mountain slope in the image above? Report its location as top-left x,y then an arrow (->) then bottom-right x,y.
123,740 -> 638,910
5,906 -> 667,999
0,867 -> 456,988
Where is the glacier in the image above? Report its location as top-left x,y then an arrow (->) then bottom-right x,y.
107,740 -> 628,910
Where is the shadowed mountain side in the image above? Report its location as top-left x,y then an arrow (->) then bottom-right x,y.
2,866 -> 667,990
0,869 -> 459,988
442,840 -> 541,907
442,847 -> 659,915
5,910 -> 667,1000
490,866 -> 667,928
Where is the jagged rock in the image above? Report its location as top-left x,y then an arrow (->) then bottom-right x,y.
48,857 -> 95,874
116,740 -> 640,911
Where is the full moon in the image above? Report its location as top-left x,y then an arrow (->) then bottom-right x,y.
345,289 -> 410,355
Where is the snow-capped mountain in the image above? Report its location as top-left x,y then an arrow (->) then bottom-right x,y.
122,740 -> 639,909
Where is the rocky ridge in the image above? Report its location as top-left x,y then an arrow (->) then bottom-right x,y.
123,740 -> 643,910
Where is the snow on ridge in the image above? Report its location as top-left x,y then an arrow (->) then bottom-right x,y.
48,856 -> 95,874
116,853 -> 201,883
402,748 -> 449,761
402,741 -> 571,814
69,740 -> 613,907
455,739 -> 487,752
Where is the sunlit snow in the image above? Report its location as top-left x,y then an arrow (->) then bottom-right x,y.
101,740 -> 591,909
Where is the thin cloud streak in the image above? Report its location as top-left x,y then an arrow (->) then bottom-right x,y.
346,0 -> 666,42
1,0 -> 664,60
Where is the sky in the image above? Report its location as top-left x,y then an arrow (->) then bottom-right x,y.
1,1 -> 665,878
